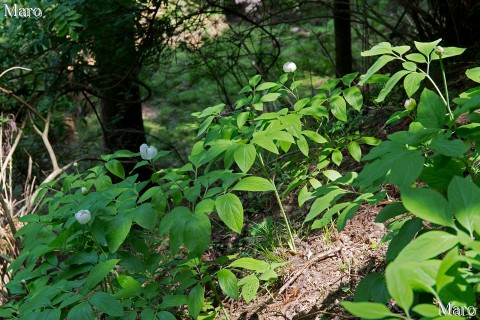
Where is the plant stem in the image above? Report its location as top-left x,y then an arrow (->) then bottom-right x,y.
210,280 -> 231,320
438,57 -> 454,121
257,153 -> 297,253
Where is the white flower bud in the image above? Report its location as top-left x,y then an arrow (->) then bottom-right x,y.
81,187 -> 87,195
283,62 -> 297,73
75,209 -> 91,225
73,162 -> 78,167
404,98 -> 417,110
139,143 -> 158,161
435,46 -> 444,57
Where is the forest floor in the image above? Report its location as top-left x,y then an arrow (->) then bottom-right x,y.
227,204 -> 387,320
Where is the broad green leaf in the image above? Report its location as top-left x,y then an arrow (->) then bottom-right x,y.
215,193 -> 243,233
251,134 -> 278,154
237,112 -> 250,129
280,114 -> 302,137
385,263 -> 413,312
195,198 -> 215,215
197,116 -> 214,136
260,93 -> 281,102
358,136 -> 381,146
353,273 -> 390,304
359,55 -> 396,85
197,104 -> 225,118
217,269 -> 239,300
188,284 -> 204,319
375,202 -> 407,223
361,42 -> 393,56
393,45 -> 410,55
431,46 -> 466,60
115,275 -> 141,299
89,292 -> 123,317
230,257 -> 269,272
412,304 -> 441,318
466,67 -> 480,83
67,301 -> 94,320
331,148 -> 343,166
347,141 -> 361,162
184,212 -> 211,256
159,295 -> 188,309
417,88 -> 445,128
256,82 -> 278,91
304,188 -> 346,222
311,202 -> 350,229
341,72 -> 359,86
296,134 -> 309,156
268,130 -> 295,143
402,61 -> 417,71
234,144 -> 256,173
249,75 -> 262,87
94,174 -> 112,191
406,53 -> 427,63
336,203 -> 360,231
323,170 -> 342,181
157,311 -> 177,320
386,218 -> 422,262
239,275 -> 259,303
404,72 -> 425,97
414,39 -> 442,57
132,203 -> 157,230
294,98 -> 310,111
401,187 -> 454,227
232,177 -> 275,192
238,86 -> 252,94
430,136 -> 469,157
290,79 -> 303,90
448,176 -> 480,236
82,259 -> 119,294
375,70 -> 409,102
106,214 -> 132,253
396,231 -> 458,263
341,302 -> 396,319
330,96 -> 347,122
343,86 -> 363,111
302,130 -> 327,144
105,160 -> 125,179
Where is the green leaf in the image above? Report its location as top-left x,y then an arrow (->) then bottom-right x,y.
197,116 -> 214,136
237,112 -> 250,129
341,302 -> 396,319
330,96 -> 347,122
238,85 -> 252,94
105,160 -> 125,179
448,176 -> 480,236
67,302 -> 94,320
341,72 -> 359,86
430,136 -> 469,157
404,72 -> 425,97
184,212 -> 211,256
82,259 -> 119,294
215,193 -> 243,233
402,61 -> 417,71
197,104 -> 225,118
114,275 -> 141,299
157,311 -> 177,320
296,134 -> 309,156
414,39 -> 442,57
406,53 -> 427,63
188,284 -> 204,319
230,257 -> 269,272
305,188 -> 346,222
431,46 -> 466,60
290,80 -> 303,91
375,202 -> 407,223
413,304 -> 441,318
417,88 -> 446,128
302,130 -> 327,144
234,144 -> 256,173
311,202 -> 350,229
89,292 -> 123,317
232,177 -> 275,192
281,114 -> 302,137
347,141 -> 361,162
386,218 -> 422,262
401,187 -> 454,227
293,98 -> 310,111
359,55 -> 396,85
361,42 -> 393,56
159,295 -> 188,309
331,148 -> 343,166
343,86 -> 363,111
251,134 -> 278,154
132,203 -> 158,230
353,273 -> 390,304
323,170 -> 342,181
256,82 -> 278,91
375,70 -> 409,102
239,274 -> 259,303
260,93 -> 281,102
217,269 -> 239,300
249,75 -> 262,87
466,67 -> 480,83
106,214 -> 132,253
385,262 -> 413,312
396,231 -> 458,263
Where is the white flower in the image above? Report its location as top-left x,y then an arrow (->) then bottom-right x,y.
75,209 -> 91,225
140,143 -> 158,161
283,62 -> 297,73
435,46 -> 444,57
81,187 -> 87,195
404,98 -> 417,110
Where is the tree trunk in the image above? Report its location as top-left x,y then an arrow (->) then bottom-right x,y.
333,0 -> 352,76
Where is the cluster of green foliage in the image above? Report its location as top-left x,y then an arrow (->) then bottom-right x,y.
3,37 -> 480,319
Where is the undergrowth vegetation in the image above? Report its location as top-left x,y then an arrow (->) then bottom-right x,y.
2,38 -> 480,319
